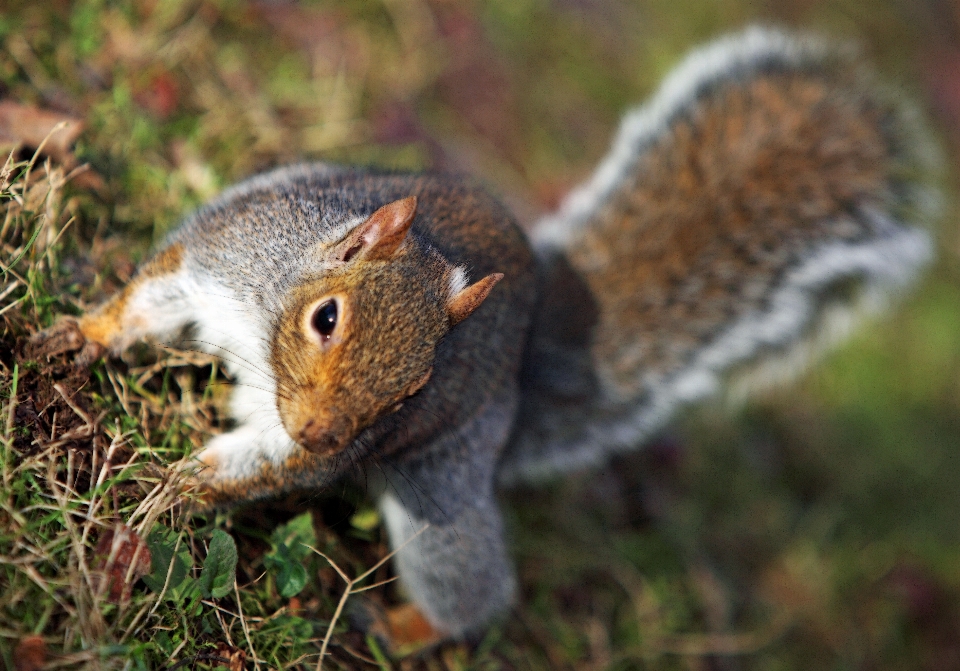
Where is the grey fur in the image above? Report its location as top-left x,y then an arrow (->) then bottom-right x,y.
70,27 -> 943,640
379,392 -> 519,635
497,26 -> 941,485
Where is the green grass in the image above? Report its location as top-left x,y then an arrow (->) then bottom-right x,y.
3,0 -> 960,669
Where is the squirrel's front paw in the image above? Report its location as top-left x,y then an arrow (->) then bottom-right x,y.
30,317 -> 106,366
185,437 -> 261,510
179,448 -> 230,511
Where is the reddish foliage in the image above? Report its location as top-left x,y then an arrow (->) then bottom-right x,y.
94,524 -> 152,603
13,635 -> 47,671
135,71 -> 180,119
214,642 -> 247,671
887,564 -> 960,670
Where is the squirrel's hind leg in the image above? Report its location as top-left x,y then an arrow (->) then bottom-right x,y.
376,393 -> 518,639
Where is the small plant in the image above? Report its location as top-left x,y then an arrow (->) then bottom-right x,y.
264,512 -> 316,599
199,529 -> 238,600
310,523 -> 430,670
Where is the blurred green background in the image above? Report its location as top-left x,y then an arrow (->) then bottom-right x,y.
3,0 -> 960,668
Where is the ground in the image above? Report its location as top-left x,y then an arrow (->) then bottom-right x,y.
2,0 -> 960,669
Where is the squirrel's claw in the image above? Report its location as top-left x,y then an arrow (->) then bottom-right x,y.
385,603 -> 443,652
74,340 -> 107,367
31,317 -> 85,355
31,317 -> 107,367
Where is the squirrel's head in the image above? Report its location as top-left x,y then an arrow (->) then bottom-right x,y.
272,196 -> 502,457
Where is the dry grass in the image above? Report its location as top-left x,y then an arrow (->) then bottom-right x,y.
0,144 -> 405,668
3,1 -> 960,669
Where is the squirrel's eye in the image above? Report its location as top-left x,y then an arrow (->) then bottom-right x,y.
311,300 -> 338,341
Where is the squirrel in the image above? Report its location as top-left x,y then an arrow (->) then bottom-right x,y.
34,27 -> 942,642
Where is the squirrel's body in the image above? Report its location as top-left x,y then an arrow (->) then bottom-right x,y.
101,169 -> 535,498
38,28 -> 941,640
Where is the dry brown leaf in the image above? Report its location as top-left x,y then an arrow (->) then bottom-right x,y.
215,642 -> 247,671
93,524 -> 152,603
0,100 -> 84,162
14,635 -> 47,671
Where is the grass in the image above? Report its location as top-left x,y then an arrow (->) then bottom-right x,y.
3,0 -> 960,669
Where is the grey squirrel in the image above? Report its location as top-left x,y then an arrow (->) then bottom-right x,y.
34,27 -> 942,641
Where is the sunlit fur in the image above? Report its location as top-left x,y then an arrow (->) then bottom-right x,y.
44,25 -> 940,642
500,27 -> 940,483
272,238 -> 453,455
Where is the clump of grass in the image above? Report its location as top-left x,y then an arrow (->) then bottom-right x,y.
0,148 -> 377,668
1,148 -> 213,666
3,1 -> 960,669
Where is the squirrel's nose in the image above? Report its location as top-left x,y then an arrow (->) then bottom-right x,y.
299,415 -> 353,456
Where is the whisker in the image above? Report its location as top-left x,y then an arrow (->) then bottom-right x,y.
365,432 -> 453,530
183,338 -> 277,385
210,379 -> 296,405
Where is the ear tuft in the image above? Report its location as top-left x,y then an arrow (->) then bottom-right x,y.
447,273 -> 504,327
338,196 -> 417,262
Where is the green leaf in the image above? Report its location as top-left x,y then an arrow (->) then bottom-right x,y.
270,512 -> 316,561
199,529 -> 237,599
3,223 -> 42,275
142,526 -> 197,603
278,561 -> 308,598
350,508 -> 381,532
265,544 -> 308,598
154,631 -> 173,656
264,512 -> 316,597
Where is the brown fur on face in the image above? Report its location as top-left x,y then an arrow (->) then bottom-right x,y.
273,240 -> 452,455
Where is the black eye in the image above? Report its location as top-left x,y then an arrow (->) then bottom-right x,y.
311,300 -> 338,341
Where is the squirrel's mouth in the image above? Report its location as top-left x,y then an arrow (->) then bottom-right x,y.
296,415 -> 357,456
280,401 -> 358,456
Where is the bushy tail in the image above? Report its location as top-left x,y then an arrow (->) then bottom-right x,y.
499,27 -> 942,485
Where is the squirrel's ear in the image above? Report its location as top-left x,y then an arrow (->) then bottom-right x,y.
447,273 -> 504,327
338,196 -> 417,262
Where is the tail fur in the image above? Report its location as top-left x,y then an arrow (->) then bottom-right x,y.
499,26 -> 942,484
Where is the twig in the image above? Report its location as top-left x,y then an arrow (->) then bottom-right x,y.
4,363 -> 18,443
311,522 -> 430,671
165,654 -> 232,671
0,278 -> 20,303
235,579 -> 261,671
53,383 -> 93,426
0,293 -> 25,316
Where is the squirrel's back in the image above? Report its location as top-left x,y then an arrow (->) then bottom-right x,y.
170,166 -> 532,307
501,27 -> 941,483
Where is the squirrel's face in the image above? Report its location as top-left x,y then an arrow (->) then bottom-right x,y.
272,196 -> 503,457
